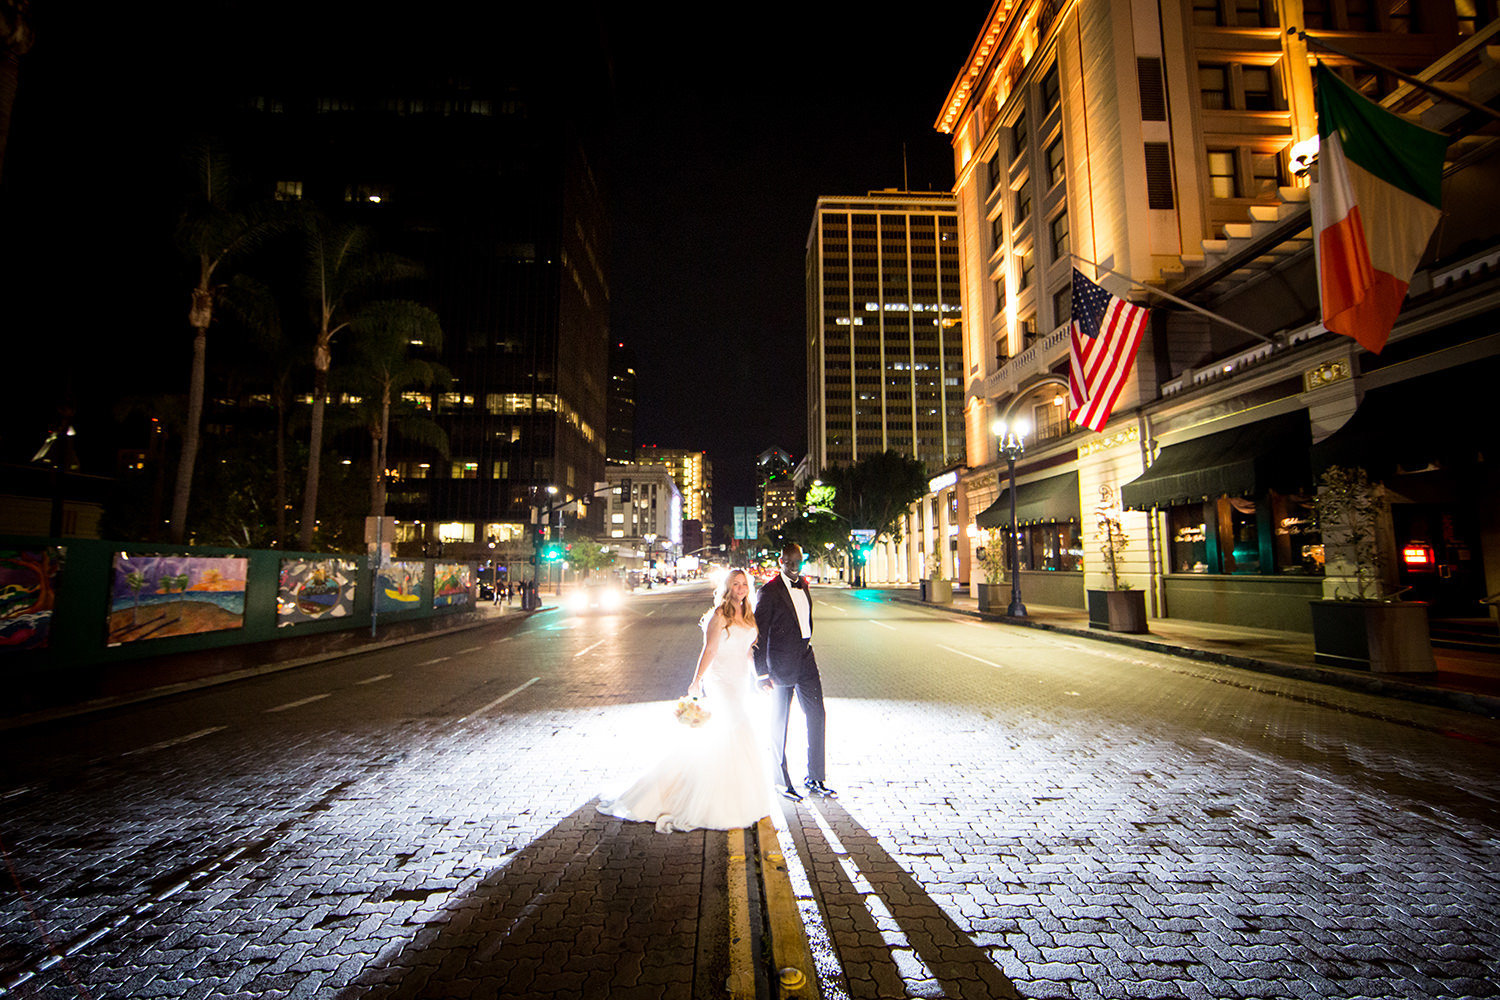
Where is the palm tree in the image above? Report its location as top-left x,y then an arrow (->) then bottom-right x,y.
0,0 -> 33,185
297,213 -> 420,551
171,144 -> 287,544
345,300 -> 450,519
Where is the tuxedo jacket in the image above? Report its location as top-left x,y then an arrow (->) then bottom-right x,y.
753,574 -> 817,685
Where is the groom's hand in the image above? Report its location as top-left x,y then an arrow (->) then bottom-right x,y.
758,678 -> 773,692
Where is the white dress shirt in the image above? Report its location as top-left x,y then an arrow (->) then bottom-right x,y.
781,572 -> 812,638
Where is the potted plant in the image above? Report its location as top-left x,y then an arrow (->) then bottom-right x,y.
925,554 -> 953,604
1308,465 -> 1434,673
975,529 -> 1008,613
1088,485 -> 1147,633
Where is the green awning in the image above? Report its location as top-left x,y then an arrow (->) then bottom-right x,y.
1120,410 -> 1311,510
974,471 -> 1081,528
1310,360 -> 1493,477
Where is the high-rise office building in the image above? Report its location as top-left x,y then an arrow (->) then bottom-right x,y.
214,6 -> 611,561
607,342 -> 638,464
806,191 -> 964,474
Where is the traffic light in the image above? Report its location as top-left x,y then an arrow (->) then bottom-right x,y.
540,542 -> 564,562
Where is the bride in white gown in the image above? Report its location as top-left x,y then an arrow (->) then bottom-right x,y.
598,569 -> 778,833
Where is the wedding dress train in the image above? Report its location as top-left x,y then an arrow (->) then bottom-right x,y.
598,621 -> 777,832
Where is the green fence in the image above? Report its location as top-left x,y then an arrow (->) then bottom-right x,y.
0,536 -> 477,673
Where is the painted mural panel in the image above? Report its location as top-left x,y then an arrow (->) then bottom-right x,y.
108,554 -> 247,646
434,563 -> 473,607
376,561 -> 426,613
0,547 -> 65,651
277,558 -> 358,627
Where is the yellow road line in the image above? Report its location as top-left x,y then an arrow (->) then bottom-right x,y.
726,829 -> 756,1000
756,816 -> 819,998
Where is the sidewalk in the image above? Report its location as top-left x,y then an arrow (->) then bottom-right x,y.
874,584 -> 1500,718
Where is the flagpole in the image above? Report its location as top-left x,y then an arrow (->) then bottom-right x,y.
1071,254 -> 1277,344
1290,28 -> 1500,126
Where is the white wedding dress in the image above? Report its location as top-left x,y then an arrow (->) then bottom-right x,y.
598,621 -> 777,833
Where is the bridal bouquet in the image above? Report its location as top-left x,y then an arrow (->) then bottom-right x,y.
673,695 -> 710,728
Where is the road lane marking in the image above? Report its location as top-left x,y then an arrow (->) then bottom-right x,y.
575,639 -> 606,657
122,727 -> 227,756
867,619 -> 897,631
939,645 -> 1004,668
355,673 -> 392,685
493,636 -> 513,644
817,602 -> 847,612
265,694 -> 330,713
465,677 -> 541,718
456,645 -> 483,655
417,656 -> 451,666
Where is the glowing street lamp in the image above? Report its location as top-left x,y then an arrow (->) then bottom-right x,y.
992,418 -> 1029,618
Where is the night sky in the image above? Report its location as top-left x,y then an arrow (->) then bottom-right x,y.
606,7 -> 987,512
2,3 -> 989,518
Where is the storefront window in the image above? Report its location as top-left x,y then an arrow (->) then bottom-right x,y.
1169,504 -> 1208,573
1008,522 -> 1082,572
1226,498 -> 1262,574
1166,493 -> 1322,575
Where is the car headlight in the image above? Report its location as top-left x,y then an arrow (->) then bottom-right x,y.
568,591 -> 589,612
600,589 -> 623,610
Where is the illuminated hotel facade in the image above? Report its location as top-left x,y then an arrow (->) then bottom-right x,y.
805,191 -> 964,475
919,0 -> 1500,633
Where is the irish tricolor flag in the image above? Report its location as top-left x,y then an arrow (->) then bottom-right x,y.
1313,63 -> 1447,354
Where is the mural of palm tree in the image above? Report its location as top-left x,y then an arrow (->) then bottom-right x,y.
171,144 -> 288,544
345,301 -> 450,520
298,213 -> 421,551
125,570 -> 146,625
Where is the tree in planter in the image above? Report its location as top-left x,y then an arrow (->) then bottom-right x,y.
1095,484 -> 1131,591
1312,464 -> 1389,600
977,530 -> 1008,585
567,539 -> 616,579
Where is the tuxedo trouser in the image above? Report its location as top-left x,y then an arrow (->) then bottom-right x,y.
770,663 -> 826,787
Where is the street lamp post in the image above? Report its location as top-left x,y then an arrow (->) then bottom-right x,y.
993,419 -> 1029,618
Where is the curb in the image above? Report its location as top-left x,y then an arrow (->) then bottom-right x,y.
886,592 -> 1500,720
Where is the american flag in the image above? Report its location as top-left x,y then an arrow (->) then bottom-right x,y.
1068,268 -> 1149,432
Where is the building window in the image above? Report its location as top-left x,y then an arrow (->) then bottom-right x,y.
987,154 -> 1002,192
1192,0 -> 1222,24
1234,0 -> 1276,26
1207,150 -> 1239,198
1046,138 -> 1066,188
1169,504 -> 1209,573
994,277 -> 1007,316
1052,285 -> 1072,325
1050,211 -> 1070,264
1015,181 -> 1032,225
1303,0 -> 1329,26
1012,110 -> 1029,160
1200,64 -> 1230,109
451,460 -> 479,479
1004,522 -> 1082,572
1251,152 -> 1282,196
1344,0 -> 1373,29
991,214 -> 1005,253
1040,65 -> 1061,115
1385,0 -> 1413,31
1242,66 -> 1276,110
275,180 -> 303,201
1166,494 -> 1320,575
1017,254 -> 1034,291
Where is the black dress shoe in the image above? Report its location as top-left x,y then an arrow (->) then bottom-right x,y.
803,779 -> 837,798
779,786 -> 804,802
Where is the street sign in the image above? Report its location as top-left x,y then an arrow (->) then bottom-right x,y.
850,528 -> 876,543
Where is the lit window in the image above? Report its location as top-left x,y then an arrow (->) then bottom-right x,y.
275,180 -> 303,201
1207,150 -> 1239,198
1046,139 -> 1066,188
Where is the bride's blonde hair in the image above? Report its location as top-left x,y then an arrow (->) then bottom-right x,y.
701,568 -> 756,634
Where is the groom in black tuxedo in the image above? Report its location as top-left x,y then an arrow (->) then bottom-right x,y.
753,542 -> 834,801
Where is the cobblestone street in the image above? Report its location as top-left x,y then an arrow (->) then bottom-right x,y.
2,584 -> 1497,998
